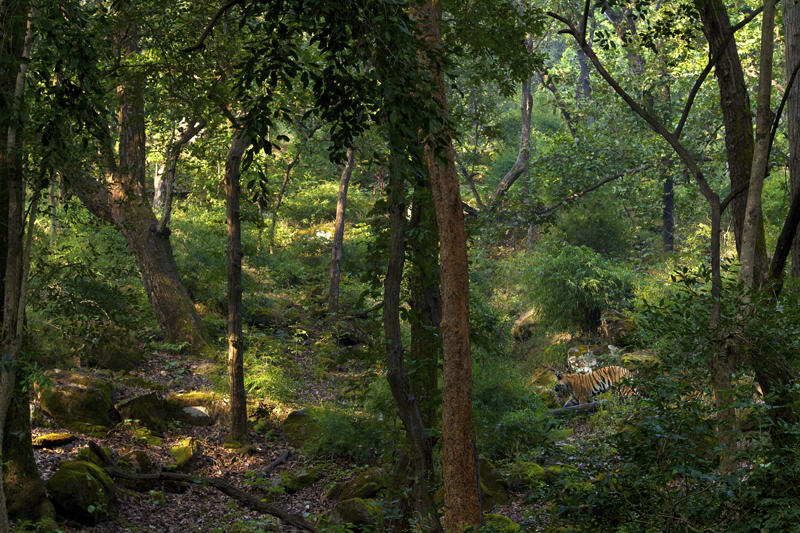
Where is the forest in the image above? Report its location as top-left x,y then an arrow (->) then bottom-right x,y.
2,0 -> 800,531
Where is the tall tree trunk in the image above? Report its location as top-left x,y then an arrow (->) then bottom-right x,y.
785,0 -> 800,278
268,150 -> 301,254
73,11 -> 214,355
154,118 -> 207,232
224,131 -> 251,444
328,147 -> 355,317
382,158 -> 444,533
413,1 -> 481,529
695,0 -> 767,277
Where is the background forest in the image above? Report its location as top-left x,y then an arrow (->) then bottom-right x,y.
3,0 -> 800,531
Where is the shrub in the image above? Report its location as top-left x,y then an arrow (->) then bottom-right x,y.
527,244 -> 634,332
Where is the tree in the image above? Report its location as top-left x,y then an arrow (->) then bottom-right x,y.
785,0 -> 800,278
413,1 -> 482,528
328,147 -> 355,317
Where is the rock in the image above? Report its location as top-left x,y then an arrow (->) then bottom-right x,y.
168,437 -> 202,473
77,321 -> 145,371
46,461 -> 116,525
601,310 -> 635,346
545,465 -> 579,485
165,391 -> 226,426
281,409 -> 320,448
129,426 -> 164,447
118,450 -> 156,492
38,370 -> 112,437
321,498 -> 381,529
479,456 -> 509,511
505,461 -> 547,490
76,446 -> 112,467
279,467 -> 322,494
32,433 -> 76,449
336,319 -> 364,346
620,349 -> 660,374
115,392 -> 167,435
337,467 -> 386,501
485,513 -> 521,533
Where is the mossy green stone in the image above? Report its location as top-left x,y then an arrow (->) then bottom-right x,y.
169,437 -> 200,472
279,467 -> 322,493
132,427 -> 163,446
31,433 -> 76,449
485,514 -> 521,533
76,446 -> 112,467
281,408 -> 320,448
338,467 -> 385,501
321,498 -> 381,527
38,371 -> 112,437
45,461 -> 116,525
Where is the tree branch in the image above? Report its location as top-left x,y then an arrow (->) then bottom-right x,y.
183,0 -> 243,53
87,441 -> 316,532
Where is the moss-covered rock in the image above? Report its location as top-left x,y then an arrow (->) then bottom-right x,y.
479,456 -> 509,511
532,385 -> 560,409
164,391 -> 225,426
168,437 -> 202,473
31,433 -> 76,449
130,425 -> 164,447
76,446 -> 112,467
115,392 -> 167,434
485,513 -> 521,533
601,310 -> 635,346
620,349 -> 660,374
505,461 -> 547,490
279,467 -> 322,494
119,450 -> 156,492
281,408 -> 320,448
337,467 -> 386,501
46,460 -> 117,525
320,498 -> 382,529
545,465 -> 579,485
38,370 -> 112,437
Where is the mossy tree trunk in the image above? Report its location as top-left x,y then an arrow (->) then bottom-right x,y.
72,7 -> 213,355
224,130 -> 251,444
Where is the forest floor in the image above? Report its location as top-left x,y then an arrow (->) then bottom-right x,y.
25,348 -> 549,532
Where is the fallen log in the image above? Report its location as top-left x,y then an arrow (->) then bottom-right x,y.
260,449 -> 290,477
549,400 -> 607,417
88,441 -> 316,532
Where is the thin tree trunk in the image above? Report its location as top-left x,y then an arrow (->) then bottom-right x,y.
488,77 -> 532,210
739,0 -> 775,290
382,156 -> 444,533
413,1 -> 481,528
328,147 -> 355,317
268,150 -> 301,254
663,175 -> 674,252
155,118 -> 207,233
785,0 -> 800,278
224,130 -> 251,444
49,178 -> 57,249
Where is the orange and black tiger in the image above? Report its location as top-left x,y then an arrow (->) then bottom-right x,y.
555,366 -> 635,407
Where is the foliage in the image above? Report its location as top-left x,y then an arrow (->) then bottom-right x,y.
526,244 -> 635,332
243,334 -> 300,405
302,406 -> 400,462
472,359 -> 562,460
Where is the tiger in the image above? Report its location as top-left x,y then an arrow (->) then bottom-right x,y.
555,365 -> 635,408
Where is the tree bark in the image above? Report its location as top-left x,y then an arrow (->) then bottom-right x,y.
328,147 -> 355,317
224,130 -> 251,444
662,175 -> 674,252
413,1 -> 481,529
488,77 -> 532,210
785,0 -> 800,278
72,11 -> 214,355
739,0 -> 775,290
382,157 -> 444,533
695,0 -> 767,278
154,118 -> 207,232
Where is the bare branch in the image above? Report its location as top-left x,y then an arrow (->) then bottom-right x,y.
183,0 -> 243,53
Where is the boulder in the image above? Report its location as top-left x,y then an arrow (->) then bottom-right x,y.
76,446 -> 112,467
115,392 -> 167,434
281,409 -> 320,448
321,498 -> 382,529
46,460 -> 116,525
165,391 -> 226,426
336,467 -> 386,501
38,370 -> 112,437
505,461 -> 547,490
31,433 -> 76,449
278,467 -> 322,494
620,349 -> 660,374
601,310 -> 635,346
485,513 -> 521,533
248,304 -> 285,328
567,345 -> 609,374
118,450 -> 156,492
479,456 -> 509,511
168,437 -> 202,473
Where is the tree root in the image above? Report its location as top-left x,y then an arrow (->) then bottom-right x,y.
87,441 -> 316,532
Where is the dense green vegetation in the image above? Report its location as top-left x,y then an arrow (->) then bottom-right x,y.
5,0 -> 800,530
